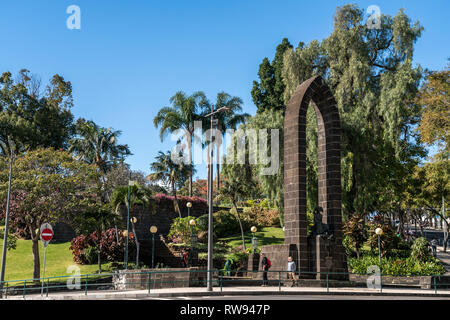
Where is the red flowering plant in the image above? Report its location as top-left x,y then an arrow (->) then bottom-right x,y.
69,228 -> 136,264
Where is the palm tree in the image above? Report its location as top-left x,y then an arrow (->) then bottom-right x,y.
200,92 -> 250,190
110,184 -> 153,268
69,119 -> 132,243
69,119 -> 132,176
153,91 -> 206,196
148,150 -> 194,218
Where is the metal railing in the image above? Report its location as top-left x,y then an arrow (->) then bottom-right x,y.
1,269 -> 449,299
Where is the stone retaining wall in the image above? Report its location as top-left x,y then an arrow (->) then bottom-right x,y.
349,274 -> 433,289
113,268 -> 207,290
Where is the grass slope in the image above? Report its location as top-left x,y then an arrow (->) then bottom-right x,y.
0,239 -> 112,282
219,227 -> 284,248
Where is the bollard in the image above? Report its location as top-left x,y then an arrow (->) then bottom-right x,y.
434,276 -> 437,294
148,272 -> 151,294
326,273 -> 329,293
23,281 -> 26,299
380,272 -> 383,294
85,274 -> 88,295
278,271 -> 281,291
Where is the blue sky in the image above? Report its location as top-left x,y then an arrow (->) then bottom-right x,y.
0,0 -> 448,179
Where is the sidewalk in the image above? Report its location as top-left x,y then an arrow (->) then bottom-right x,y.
436,246 -> 450,274
4,285 -> 450,300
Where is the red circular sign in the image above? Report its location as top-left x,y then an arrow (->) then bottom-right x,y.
41,228 -> 54,242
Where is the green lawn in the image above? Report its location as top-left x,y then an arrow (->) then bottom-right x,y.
219,227 -> 284,249
0,239 -> 113,282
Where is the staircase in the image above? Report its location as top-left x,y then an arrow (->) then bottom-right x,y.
139,235 -> 183,268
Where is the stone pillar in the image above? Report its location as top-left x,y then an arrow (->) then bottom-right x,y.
247,253 -> 260,277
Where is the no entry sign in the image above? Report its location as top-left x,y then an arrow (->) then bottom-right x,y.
40,223 -> 53,247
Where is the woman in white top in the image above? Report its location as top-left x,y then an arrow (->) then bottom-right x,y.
287,256 -> 297,287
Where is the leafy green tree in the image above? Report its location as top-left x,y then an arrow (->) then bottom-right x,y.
217,160 -> 257,251
281,4 -> 425,218
247,109 -> 285,223
416,65 -> 450,153
251,38 -> 293,113
0,148 -> 98,279
403,156 -> 449,249
148,150 -> 194,217
72,204 -> 116,273
153,91 -> 206,196
0,70 -> 74,155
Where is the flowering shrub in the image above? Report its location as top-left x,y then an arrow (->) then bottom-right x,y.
348,255 -> 445,276
241,206 -> 280,228
154,194 -> 207,206
69,228 -> 136,264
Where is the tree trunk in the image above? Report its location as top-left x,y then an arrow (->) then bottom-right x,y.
173,183 -> 182,218
97,247 -> 102,274
444,232 -> 449,253
233,200 -> 246,252
187,131 -> 193,197
132,222 -> 139,268
32,239 -> 40,281
98,228 -> 102,274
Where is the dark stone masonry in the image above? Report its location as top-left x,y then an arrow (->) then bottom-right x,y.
260,75 -> 348,280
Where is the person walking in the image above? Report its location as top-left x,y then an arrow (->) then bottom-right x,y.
431,238 -> 438,257
261,253 -> 270,286
224,258 -> 233,276
287,256 -> 297,287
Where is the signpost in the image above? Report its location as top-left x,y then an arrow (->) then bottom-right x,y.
40,223 -> 53,296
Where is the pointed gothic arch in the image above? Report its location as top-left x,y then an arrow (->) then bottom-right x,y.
283,75 -> 347,277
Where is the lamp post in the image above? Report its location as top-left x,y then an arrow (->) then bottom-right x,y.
130,217 -> 139,268
203,105 -> 229,291
189,219 -> 197,267
187,201 -> 192,217
123,229 -> 129,268
251,226 -> 258,253
150,226 -> 157,269
375,227 -> 384,266
124,178 -> 136,270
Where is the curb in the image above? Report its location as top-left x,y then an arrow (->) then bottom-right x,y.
5,289 -> 450,300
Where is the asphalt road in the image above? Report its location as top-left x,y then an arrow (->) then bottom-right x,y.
129,294 -> 450,300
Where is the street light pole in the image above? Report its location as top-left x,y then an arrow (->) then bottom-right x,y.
124,171 -> 131,270
375,228 -> 384,266
207,105 -> 214,292
0,148 -> 13,291
203,105 -> 229,292
150,226 -> 157,269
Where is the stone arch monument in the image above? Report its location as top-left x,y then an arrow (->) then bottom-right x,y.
258,75 -> 347,280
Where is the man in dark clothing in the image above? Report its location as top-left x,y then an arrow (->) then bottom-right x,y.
431,239 -> 438,257
261,253 -> 269,286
